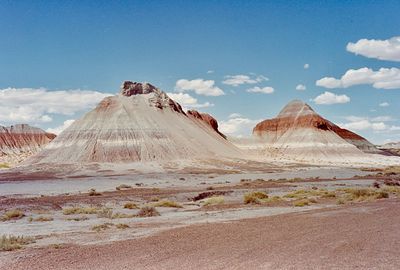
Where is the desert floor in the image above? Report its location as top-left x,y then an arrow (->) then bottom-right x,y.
0,163 -> 399,269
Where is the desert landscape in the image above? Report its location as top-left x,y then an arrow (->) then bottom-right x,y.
1,1 -> 400,269
1,81 -> 400,269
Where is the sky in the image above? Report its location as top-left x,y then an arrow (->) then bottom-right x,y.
0,0 -> 399,144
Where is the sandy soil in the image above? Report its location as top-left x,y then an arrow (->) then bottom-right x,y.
2,199 -> 399,270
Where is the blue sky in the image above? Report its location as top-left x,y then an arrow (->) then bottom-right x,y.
0,0 -> 399,143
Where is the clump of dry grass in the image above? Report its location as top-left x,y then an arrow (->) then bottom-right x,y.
62,206 -> 98,215
1,210 -> 25,221
244,191 -> 269,204
91,223 -> 113,232
97,208 -> 135,219
0,235 -> 35,251
0,163 -> 10,169
123,202 -> 139,209
111,213 -> 135,219
382,186 -> 400,196
136,206 -> 160,217
294,199 -> 312,207
28,216 -> 53,222
203,196 -> 225,206
153,200 -> 183,208
88,188 -> 102,196
149,196 -> 160,202
67,216 -> 89,221
116,184 -> 132,191
116,223 -> 130,229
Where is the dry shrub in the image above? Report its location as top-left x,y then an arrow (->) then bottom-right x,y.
0,235 -> 35,251
1,210 -> 25,221
244,191 -> 268,204
123,202 -> 139,209
62,206 -> 98,215
136,206 -> 160,217
29,216 -> 53,222
203,196 -> 225,206
91,223 -> 113,232
116,223 -> 130,229
153,200 -> 183,208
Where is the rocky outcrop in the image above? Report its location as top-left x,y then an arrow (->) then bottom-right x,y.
27,82 -> 239,164
253,100 -> 380,154
120,81 -> 185,114
0,124 -> 56,166
187,110 -> 226,139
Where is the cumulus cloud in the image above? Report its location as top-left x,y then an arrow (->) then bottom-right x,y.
304,63 -> 310,69
313,91 -> 350,105
207,70 -> 214,74
219,116 -> 261,137
246,86 -> 274,94
166,92 -> 213,108
339,115 -> 399,133
340,120 -> 387,131
46,119 -> 75,135
0,87 -> 112,125
316,67 -> 400,89
175,79 -> 225,96
379,102 -> 390,107
346,36 -> 400,62
295,84 -> 306,91
222,74 -> 268,86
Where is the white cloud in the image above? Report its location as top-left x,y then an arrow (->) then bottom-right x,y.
379,102 -> 390,107
46,119 -> 75,135
222,74 -> 268,86
246,86 -> 274,94
228,113 -> 242,118
207,70 -> 214,74
339,115 -> 399,133
316,67 -> 400,89
304,63 -> 310,69
295,84 -> 306,91
340,120 -> 387,131
390,126 -> 400,131
313,91 -> 350,105
219,116 -> 261,137
166,92 -> 213,108
0,87 -> 112,125
346,36 -> 400,62
175,79 -> 225,96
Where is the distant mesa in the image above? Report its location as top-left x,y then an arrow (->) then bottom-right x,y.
0,124 -> 56,166
26,81 -> 238,164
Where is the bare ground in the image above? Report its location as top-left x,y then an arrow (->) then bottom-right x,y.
3,199 -> 400,270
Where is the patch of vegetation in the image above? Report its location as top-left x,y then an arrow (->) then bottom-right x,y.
336,187 -> 391,203
67,216 -> 89,221
116,223 -> 130,229
382,186 -> 400,196
62,206 -> 98,215
192,190 -> 232,201
153,200 -> 183,208
149,196 -> 160,202
1,210 -> 25,221
283,189 -> 335,200
136,206 -> 160,217
123,202 -> 139,209
0,163 -> 10,169
91,223 -> 113,232
294,199 -> 312,207
88,188 -> 102,196
0,235 -> 35,251
203,196 -> 225,206
116,184 -> 132,191
28,216 -> 53,222
111,212 -> 135,219
244,191 -> 269,204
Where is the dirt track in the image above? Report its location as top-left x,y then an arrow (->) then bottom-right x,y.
4,199 -> 400,270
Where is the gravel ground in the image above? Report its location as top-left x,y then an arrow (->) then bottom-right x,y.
2,198 -> 399,270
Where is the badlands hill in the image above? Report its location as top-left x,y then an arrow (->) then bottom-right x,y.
232,100 -> 390,163
28,81 -> 240,164
0,124 -> 56,166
